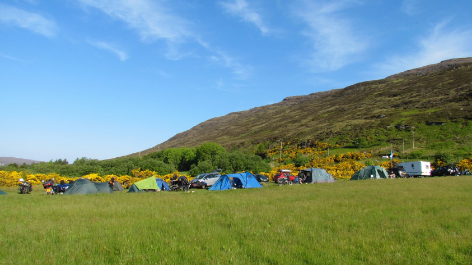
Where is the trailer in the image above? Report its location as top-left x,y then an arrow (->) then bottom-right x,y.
397,161 -> 431,177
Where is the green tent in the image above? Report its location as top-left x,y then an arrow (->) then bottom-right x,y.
351,166 -> 389,180
112,181 -> 125,191
0,190 -> 7,195
301,168 -> 335,183
93,182 -> 113,193
64,179 -> 99,195
127,184 -> 145,193
133,176 -> 160,191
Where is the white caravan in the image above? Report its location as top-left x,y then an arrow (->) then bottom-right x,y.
397,161 -> 431,177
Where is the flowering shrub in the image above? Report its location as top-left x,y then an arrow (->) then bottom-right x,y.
0,169 -> 193,188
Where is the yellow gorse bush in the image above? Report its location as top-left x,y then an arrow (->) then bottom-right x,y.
0,169 -> 193,188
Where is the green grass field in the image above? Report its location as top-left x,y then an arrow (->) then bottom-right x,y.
1,177 -> 471,264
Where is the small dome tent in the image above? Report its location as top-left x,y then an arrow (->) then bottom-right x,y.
112,181 -> 125,191
208,175 -> 233,191
300,168 -> 335,183
128,176 -> 160,193
155,177 -> 170,191
351,166 -> 389,180
0,190 -> 7,195
93,182 -> 114,193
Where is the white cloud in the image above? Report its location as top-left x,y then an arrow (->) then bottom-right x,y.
293,0 -> 369,72
0,4 -> 57,37
375,21 -> 472,77
88,40 -> 128,61
219,0 -> 270,35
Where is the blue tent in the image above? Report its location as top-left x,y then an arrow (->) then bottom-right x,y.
230,172 -> 263,189
208,175 -> 233,191
0,190 -> 7,195
155,178 -> 170,191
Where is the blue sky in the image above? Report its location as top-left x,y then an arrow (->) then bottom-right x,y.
1,0 -> 472,162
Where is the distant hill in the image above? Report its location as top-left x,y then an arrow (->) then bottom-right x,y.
0,157 -> 42,166
127,57 -> 472,157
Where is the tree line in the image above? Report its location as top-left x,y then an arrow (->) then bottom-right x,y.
0,143 -> 271,177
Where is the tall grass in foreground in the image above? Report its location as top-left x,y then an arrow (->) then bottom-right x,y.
1,177 -> 471,264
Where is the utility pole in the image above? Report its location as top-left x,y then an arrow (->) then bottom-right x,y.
280,139 -> 283,160
412,131 -> 415,149
403,139 -> 405,155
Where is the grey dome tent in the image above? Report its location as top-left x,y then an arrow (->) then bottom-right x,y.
64,179 -> 101,195
0,190 -> 7,195
93,182 -> 114,193
112,181 -> 125,191
351,166 -> 389,180
300,168 -> 335,183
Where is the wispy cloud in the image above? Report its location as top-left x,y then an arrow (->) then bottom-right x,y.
293,0 -> 369,72
77,0 -> 250,79
374,21 -> 472,77
77,0 -> 192,43
0,4 -> 57,37
0,52 -> 21,62
88,40 -> 128,61
219,0 -> 270,35
209,50 -> 253,80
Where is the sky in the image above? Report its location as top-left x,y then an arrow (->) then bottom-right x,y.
1,0 -> 472,163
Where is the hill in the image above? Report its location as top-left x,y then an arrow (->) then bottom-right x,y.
131,58 -> 472,157
0,157 -> 42,166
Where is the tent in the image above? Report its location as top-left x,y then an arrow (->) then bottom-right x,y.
112,181 -> 125,191
128,176 -> 160,193
300,168 -> 335,183
0,190 -> 7,195
93,182 -> 114,194
230,172 -> 263,189
135,176 -> 160,191
127,184 -> 144,193
155,177 -> 170,191
208,175 -> 233,191
64,179 -> 101,195
351,166 -> 389,180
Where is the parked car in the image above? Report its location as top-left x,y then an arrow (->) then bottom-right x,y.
389,166 -> 410,178
190,169 -> 222,189
254,174 -> 269,182
431,166 -> 460,176
273,169 -> 295,183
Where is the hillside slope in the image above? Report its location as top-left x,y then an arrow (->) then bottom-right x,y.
0,157 -> 42,166
133,58 -> 472,156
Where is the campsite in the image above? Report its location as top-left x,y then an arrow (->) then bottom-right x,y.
1,176 -> 471,264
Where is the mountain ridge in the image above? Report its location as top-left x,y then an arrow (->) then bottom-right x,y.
127,57 -> 472,157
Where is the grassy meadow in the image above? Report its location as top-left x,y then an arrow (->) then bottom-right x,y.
1,177 -> 472,264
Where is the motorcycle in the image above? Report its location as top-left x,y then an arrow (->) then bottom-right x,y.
42,180 -> 55,195
277,176 -> 293,186
19,182 -> 32,194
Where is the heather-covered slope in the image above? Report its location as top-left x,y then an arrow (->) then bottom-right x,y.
133,58 -> 472,156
